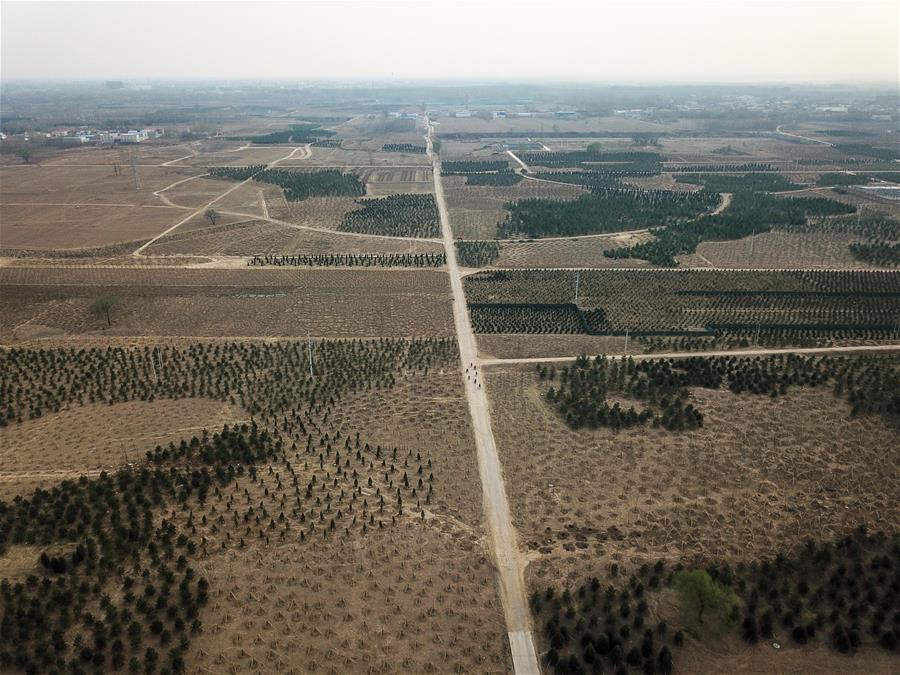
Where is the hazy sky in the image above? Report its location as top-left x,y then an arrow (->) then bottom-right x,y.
2,0 -> 898,83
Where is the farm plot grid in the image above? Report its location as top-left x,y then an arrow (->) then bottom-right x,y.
464,269 -> 900,342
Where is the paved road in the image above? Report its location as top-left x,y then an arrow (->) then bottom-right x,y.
428,120 -> 541,675
479,343 -> 900,367
775,124 -> 834,146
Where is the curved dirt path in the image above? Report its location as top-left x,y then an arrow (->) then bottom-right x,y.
428,120 -> 541,674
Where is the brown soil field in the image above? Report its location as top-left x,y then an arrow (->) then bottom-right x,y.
477,334 -> 640,360
185,145 -> 292,168
623,173 -> 700,192
182,370 -> 509,673
204,181 -> 272,217
0,203 -> 181,251
283,146 -> 430,168
145,219 -> 444,257
486,364 -> 899,580
492,233 -> 655,268
359,167 -> 434,196
0,344 -> 511,672
488,360 -> 900,670
158,175 -> 232,209
0,267 -> 454,341
0,399 -> 245,501
0,164 -> 205,250
444,176 -> 587,239
33,142 -> 200,167
1,164 -> 200,205
266,194 -> 362,230
677,230 -> 882,269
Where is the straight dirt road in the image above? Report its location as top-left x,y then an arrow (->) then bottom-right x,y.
427,120 -> 541,675
479,343 -> 900,366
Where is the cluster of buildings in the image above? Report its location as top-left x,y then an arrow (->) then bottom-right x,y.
50,127 -> 165,145
3,127 -> 166,146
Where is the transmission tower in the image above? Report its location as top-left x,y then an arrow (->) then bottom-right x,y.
130,149 -> 142,190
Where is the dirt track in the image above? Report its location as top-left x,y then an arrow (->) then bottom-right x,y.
429,120 -> 541,675
479,343 -> 900,366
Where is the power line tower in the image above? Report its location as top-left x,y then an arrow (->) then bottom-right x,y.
130,149 -> 142,190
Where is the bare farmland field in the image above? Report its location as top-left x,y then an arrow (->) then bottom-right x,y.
493,232 -> 656,268
443,175 -> 587,239
0,267 -> 454,342
359,167 -> 434,196
145,218 -> 444,257
266,194 -> 363,229
677,229 -> 885,269
0,399 -> 245,498
487,356 -> 900,673
477,334 -> 640,360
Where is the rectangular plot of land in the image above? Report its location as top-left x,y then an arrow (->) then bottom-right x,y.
0,267 -> 454,341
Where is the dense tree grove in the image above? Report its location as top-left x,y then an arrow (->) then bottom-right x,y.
442,160 -> 509,173
462,171 -> 523,186
674,173 -> 802,193
338,194 -> 440,238
381,143 -> 426,154
455,240 -> 500,267
605,192 -> 855,266
540,352 -> 900,431
469,304 -> 607,335
534,170 -> 652,189
234,123 -> 337,145
465,269 -> 900,343
849,241 -> 900,267
253,169 -> 365,201
534,562 -> 680,675
536,527 -> 899,674
835,144 -> 900,162
670,163 -> 773,173
519,150 -> 662,173
246,253 -> 446,268
732,528 -> 900,654
206,165 -> 266,181
816,172 -> 874,187
497,188 -> 718,239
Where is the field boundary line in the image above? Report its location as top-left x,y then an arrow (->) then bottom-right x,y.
479,343 -> 900,366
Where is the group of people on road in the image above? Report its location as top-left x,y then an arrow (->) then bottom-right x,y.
465,362 -> 481,389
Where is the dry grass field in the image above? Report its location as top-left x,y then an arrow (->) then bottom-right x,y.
145,219 -> 444,257
487,362 -> 898,578
486,362 -> 900,670
0,267 -> 454,342
0,398 -> 245,500
443,176 -> 587,239
182,369 -> 509,674
492,233 -> 656,268
0,164 -> 199,251
0,341 -> 511,673
477,335 -> 640,360
677,230 -> 882,269
359,167 -> 434,196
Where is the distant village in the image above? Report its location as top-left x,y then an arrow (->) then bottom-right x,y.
0,127 -> 165,145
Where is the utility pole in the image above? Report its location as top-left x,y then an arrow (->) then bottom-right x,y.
307,330 -> 314,377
